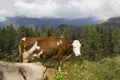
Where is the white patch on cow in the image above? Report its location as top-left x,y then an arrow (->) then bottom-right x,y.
32,49 -> 43,59
22,41 -> 40,62
22,37 -> 26,41
37,45 -> 40,50
72,40 -> 81,56
58,61 -> 62,72
60,40 -> 62,44
58,66 -> 61,72
57,42 -> 60,46
28,41 -> 38,53
57,40 -> 62,46
31,54 -> 38,61
38,49 -> 43,56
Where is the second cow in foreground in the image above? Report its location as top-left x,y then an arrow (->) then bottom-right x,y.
19,36 -> 82,71
0,61 -> 55,80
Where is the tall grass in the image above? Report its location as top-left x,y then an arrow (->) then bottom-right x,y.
54,56 -> 120,80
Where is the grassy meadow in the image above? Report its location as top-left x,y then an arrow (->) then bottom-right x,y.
53,56 -> 120,80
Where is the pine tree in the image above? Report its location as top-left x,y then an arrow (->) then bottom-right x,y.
34,26 -> 40,37
112,29 -> 120,54
2,24 -> 17,54
81,25 -> 101,60
107,28 -> 114,55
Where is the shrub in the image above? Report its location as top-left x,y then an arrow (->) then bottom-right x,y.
54,57 -> 120,80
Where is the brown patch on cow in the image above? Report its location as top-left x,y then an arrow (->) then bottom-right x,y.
19,38 -> 37,52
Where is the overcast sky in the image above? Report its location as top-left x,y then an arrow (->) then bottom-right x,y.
0,0 -> 120,22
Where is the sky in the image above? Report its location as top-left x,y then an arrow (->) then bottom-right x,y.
0,0 -> 120,22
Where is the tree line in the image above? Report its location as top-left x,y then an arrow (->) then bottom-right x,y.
0,24 -> 120,61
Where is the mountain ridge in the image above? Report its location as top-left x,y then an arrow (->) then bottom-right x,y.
0,17 -> 100,29
100,17 -> 120,28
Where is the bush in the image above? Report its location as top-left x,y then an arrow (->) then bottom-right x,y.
54,57 -> 120,80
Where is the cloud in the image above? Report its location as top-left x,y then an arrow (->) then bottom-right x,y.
0,0 -> 16,21
0,0 -> 120,22
14,0 -> 58,18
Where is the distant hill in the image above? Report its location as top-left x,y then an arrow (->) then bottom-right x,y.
57,24 -> 83,33
101,17 -> 120,28
0,17 -> 100,29
57,17 -> 120,33
1,16 -> 120,33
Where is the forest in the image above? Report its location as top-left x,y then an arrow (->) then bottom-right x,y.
0,24 -> 120,80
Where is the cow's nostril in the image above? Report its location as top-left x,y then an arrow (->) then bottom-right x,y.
76,54 -> 80,56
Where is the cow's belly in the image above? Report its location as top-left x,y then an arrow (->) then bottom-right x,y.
32,52 -> 58,62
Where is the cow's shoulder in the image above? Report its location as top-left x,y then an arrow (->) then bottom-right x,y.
21,37 -> 36,44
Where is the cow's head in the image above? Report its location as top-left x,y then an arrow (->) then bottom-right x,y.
72,40 -> 82,56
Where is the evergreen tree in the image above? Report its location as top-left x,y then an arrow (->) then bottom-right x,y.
40,26 -> 49,36
27,27 -> 35,37
2,24 -> 17,54
112,29 -> 120,54
81,25 -> 101,60
34,26 -> 40,37
107,28 -> 114,55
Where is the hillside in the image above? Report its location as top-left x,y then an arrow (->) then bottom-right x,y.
0,17 -> 100,29
101,17 -> 120,28
57,17 -> 120,33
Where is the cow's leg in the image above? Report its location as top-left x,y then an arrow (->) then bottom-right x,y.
55,49 -> 65,71
57,55 -> 63,72
22,52 -> 31,63
55,61 -> 62,71
58,61 -> 62,72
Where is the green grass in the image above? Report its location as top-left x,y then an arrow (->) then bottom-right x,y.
53,56 -> 120,80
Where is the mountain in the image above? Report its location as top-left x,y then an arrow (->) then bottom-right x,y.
0,17 -> 100,29
101,17 -> 120,28
57,17 -> 120,33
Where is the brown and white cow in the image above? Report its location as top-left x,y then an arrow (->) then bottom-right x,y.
19,36 -> 82,71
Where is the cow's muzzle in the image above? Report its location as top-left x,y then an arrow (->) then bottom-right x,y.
76,54 -> 81,57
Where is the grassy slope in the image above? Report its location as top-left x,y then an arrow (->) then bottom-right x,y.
54,56 -> 120,80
